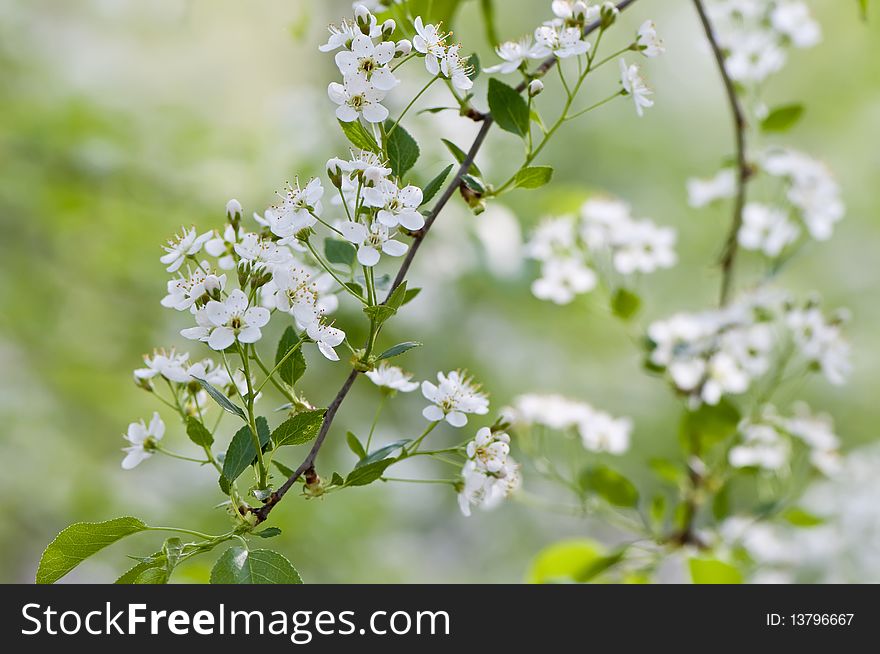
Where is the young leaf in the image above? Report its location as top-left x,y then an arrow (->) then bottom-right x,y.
255,527 -> 283,539
338,118 -> 380,153
273,459 -> 297,478
345,458 -> 395,486
611,288 -> 642,321
115,553 -> 164,584
330,472 -> 345,487
324,238 -> 356,266
185,416 -> 214,448
527,538 -> 607,584
488,78 -> 530,137
514,165 -> 553,189
377,341 -> 422,360
275,326 -> 306,387
385,120 -> 420,177
347,431 -> 367,459
364,304 -> 398,325
354,439 -> 411,469
760,103 -> 804,133
679,399 -> 741,451
192,376 -> 247,421
402,287 -> 422,305
210,547 -> 303,584
37,517 -> 148,584
420,164 -> 454,206
222,418 -> 272,484
689,557 -> 743,584
782,507 -> 825,527
441,138 -> 482,176
579,465 -> 639,508
272,409 -> 326,448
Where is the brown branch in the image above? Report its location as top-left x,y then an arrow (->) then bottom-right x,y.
252,0 -> 641,524
691,0 -> 753,307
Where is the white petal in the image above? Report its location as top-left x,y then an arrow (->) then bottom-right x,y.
121,448 -> 150,470
397,208 -> 425,231
336,105 -> 359,122
422,405 -> 445,422
446,411 -> 468,428
381,239 -> 408,257
208,327 -> 236,351
317,341 -> 340,361
226,289 -> 249,314
327,82 -> 347,104
357,245 -> 381,267
244,306 -> 271,328
361,102 -> 389,124
339,221 -> 367,243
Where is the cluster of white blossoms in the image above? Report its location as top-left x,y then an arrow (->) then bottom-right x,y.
502,393 -> 632,455
421,370 -> 490,427
458,427 -> 522,517
688,148 -> 845,255
486,2 -> 661,118
729,402 -> 841,476
646,290 -> 850,407
525,196 -> 677,304
706,0 -> 821,84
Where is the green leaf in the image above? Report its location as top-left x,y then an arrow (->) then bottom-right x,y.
272,459 -> 296,478
192,376 -> 246,421
330,472 -> 345,487
689,557 -> 743,584
384,121 -> 420,177
364,304 -> 398,324
254,527 -> 282,539
377,341 -> 422,360
513,165 -> 553,189
479,0 -> 499,46
649,458 -> 684,485
441,138 -> 482,177
338,118 -> 380,153
782,507 -> 825,527
760,103 -> 805,133
275,326 -> 306,387
354,439 -> 411,469
222,417 -> 272,484
135,567 -> 170,584
488,78 -> 530,137
271,409 -> 325,448
37,517 -> 148,584
461,174 -> 487,194
859,0 -> 869,20
324,238 -> 356,266
345,458 -> 395,486
712,483 -> 731,521
184,417 -> 212,448
402,287 -> 421,305
579,465 -> 639,508
611,288 -> 642,320
346,431 -> 367,459
649,494 -> 667,528
115,554 -> 164,584
210,547 -> 303,584
527,538 -> 617,584
420,164 -> 454,206
407,0 -> 464,26
679,399 -> 741,452
385,280 -> 408,310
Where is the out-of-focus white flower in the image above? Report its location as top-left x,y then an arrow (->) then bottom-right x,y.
160,227 -> 211,273
421,370 -> 489,427
687,169 -> 736,208
328,77 -> 389,123
339,220 -> 408,266
366,362 -> 419,392
485,37 -> 536,74
619,58 -> 653,117
786,306 -> 850,385
738,202 -> 800,257
771,1 -> 821,48
121,412 -> 164,470
729,423 -> 789,470
578,410 -> 632,454
134,348 -> 191,385
609,219 -> 677,274
636,20 -> 664,57
532,257 -> 597,304
467,427 -> 511,473
458,427 -> 520,517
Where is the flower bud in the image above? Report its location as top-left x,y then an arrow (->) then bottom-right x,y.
528,79 -> 544,97
382,19 -> 396,38
600,1 -> 619,28
573,1 -> 588,21
226,198 -> 242,229
354,4 -> 371,31
395,39 -> 412,57
326,157 -> 345,188
134,374 -> 153,392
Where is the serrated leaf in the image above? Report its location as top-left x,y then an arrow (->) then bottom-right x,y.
210,547 -> 303,584
185,416 -> 214,448
611,288 -> 641,320
364,304 -> 397,324
354,439 -> 411,469
115,553 -> 164,584
689,557 -> 742,584
514,165 -> 553,189
271,409 -> 325,448
338,118 -> 380,153
377,341 -> 422,360
384,121 -> 419,177
37,517 -> 149,584
402,287 -> 421,305
330,472 -> 345,487
345,458 -> 395,486
760,104 -> 804,133
441,139 -> 482,177
488,78 -> 530,137
273,459 -> 297,478
346,281 -> 365,299
347,431 -> 367,459
135,567 -> 170,584
386,280 -> 408,310
324,238 -> 356,266
255,527 -> 282,539
222,417 -> 272,484
579,465 -> 639,508
421,164 -> 454,206
275,326 -> 306,387
192,376 -> 246,421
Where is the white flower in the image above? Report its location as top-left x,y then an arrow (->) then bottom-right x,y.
609,219 -> 677,274
339,220 -> 408,266
619,58 -> 653,117
270,264 -> 321,321
636,20 -> 664,57
729,423 -> 789,470
786,307 -> 850,385
724,30 -> 786,83
531,256 -> 596,304
421,370 -> 489,427
578,411 -> 632,454
160,227 -> 211,273
264,179 -> 324,241
771,1 -> 821,48
467,427 -> 511,473
199,289 -> 271,351
184,358 -> 229,388
306,318 -> 346,361
485,37 -> 535,74
533,24 -> 590,59
366,362 -> 419,392
328,77 -> 389,123
783,403 -> 840,453
121,412 -> 164,470
204,224 -> 240,269
335,34 -> 398,91
319,12 -> 381,53
233,233 -> 294,271
440,44 -> 473,91
502,393 -> 594,431
701,351 -> 750,405
687,169 -> 736,208
161,263 -> 226,311
458,458 -> 521,517
362,180 -> 425,230
333,150 -> 392,186
525,215 -> 578,261
412,17 -> 447,75
134,349 -> 191,384
551,0 -> 589,23
738,203 -> 799,257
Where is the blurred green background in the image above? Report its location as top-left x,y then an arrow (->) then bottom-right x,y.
1,0 -> 877,583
